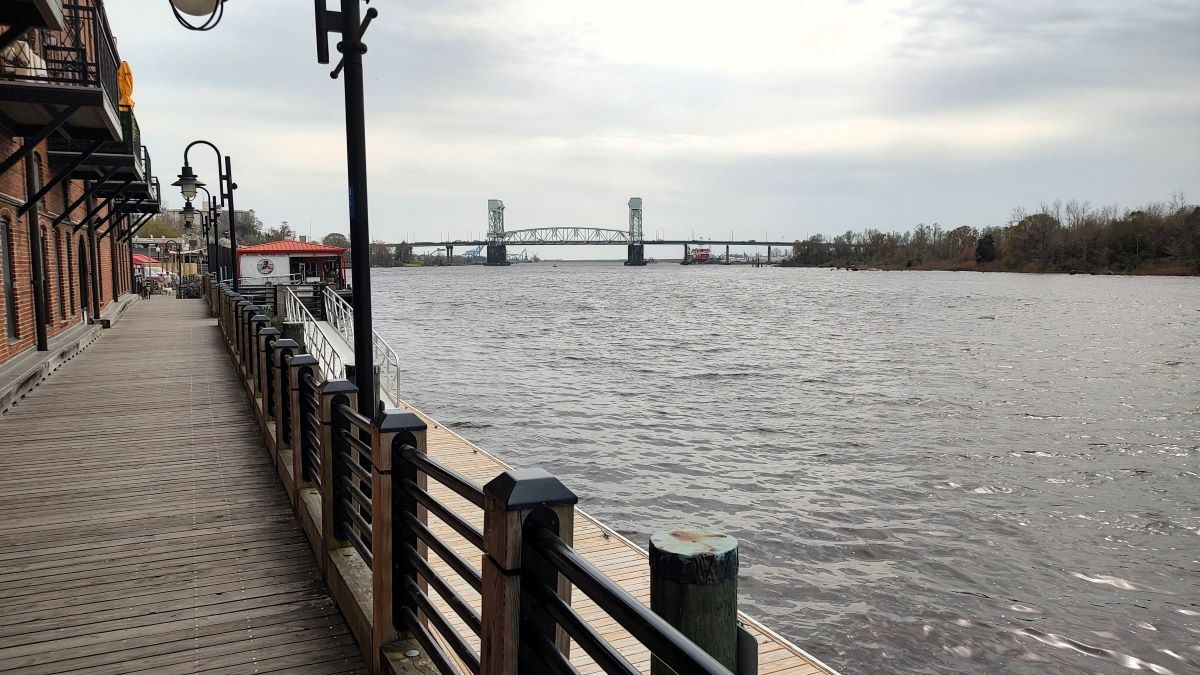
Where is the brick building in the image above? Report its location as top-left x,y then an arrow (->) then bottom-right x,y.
0,0 -> 160,370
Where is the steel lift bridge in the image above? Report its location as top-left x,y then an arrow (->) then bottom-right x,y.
404,197 -> 798,265
409,198 -> 647,266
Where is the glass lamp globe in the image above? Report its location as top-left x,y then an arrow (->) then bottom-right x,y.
171,0 -> 221,17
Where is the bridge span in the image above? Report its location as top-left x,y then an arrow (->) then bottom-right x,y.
393,198 -> 796,265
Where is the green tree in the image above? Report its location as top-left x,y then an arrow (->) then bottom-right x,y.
322,232 -> 350,248
394,241 -> 414,265
265,221 -> 294,241
369,240 -> 393,267
975,233 -> 997,262
137,217 -> 181,238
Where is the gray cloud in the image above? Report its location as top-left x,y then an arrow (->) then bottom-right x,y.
105,1 -> 1199,250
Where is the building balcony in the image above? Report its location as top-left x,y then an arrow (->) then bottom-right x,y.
0,1 -> 120,141
48,108 -> 144,181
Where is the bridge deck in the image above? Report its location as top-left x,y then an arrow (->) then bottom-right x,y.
0,297 -> 365,674
405,407 -> 837,675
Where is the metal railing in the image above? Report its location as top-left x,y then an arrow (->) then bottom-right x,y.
332,402 -> 375,565
0,3 -> 120,113
391,438 -> 486,674
283,285 -> 344,382
322,286 -> 402,406
298,372 -> 323,490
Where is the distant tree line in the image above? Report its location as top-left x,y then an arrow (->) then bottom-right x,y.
786,195 -> 1200,274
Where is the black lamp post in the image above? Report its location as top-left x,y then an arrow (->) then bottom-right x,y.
187,185 -> 221,280
169,0 -> 381,416
160,239 -> 182,299
173,141 -> 238,291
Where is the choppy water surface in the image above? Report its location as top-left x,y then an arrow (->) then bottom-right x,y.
372,264 -> 1199,675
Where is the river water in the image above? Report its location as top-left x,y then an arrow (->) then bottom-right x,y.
371,263 -> 1199,675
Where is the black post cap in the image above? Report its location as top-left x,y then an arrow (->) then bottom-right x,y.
374,410 -> 426,433
484,468 -> 578,511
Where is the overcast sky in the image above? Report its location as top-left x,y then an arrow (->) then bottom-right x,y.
109,0 -> 1199,247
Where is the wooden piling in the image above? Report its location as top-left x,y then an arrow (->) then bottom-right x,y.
649,530 -> 740,674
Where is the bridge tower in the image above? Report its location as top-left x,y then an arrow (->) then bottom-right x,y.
625,197 -> 646,266
486,199 -> 509,266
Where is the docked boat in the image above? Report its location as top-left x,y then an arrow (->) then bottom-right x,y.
682,247 -> 713,265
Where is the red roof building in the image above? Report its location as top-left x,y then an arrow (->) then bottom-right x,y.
235,239 -> 346,284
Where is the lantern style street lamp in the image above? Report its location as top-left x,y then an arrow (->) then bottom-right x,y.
173,140 -> 238,290
168,0 -> 224,31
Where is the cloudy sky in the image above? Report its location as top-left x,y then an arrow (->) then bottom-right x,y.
109,0 -> 1199,249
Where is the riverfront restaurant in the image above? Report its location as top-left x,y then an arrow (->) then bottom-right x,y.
235,238 -> 347,285
0,1 -> 163,368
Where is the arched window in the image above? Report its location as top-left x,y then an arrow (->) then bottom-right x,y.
0,217 -> 16,340
65,231 -> 75,314
31,153 -> 45,209
53,229 -> 64,320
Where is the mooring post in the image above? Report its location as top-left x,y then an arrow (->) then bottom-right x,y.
649,530 -> 740,675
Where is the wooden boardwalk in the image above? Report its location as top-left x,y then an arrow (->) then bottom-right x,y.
0,297 -> 365,675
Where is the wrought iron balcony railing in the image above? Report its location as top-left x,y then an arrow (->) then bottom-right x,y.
0,2 -> 119,113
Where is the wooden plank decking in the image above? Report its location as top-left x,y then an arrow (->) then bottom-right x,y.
0,297 -> 365,675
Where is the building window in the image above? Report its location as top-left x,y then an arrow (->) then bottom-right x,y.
65,232 -> 75,314
41,228 -> 51,326
0,218 -> 16,340
53,229 -> 64,320
32,153 -> 43,202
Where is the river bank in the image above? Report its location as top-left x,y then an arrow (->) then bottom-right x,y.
779,258 -> 1200,276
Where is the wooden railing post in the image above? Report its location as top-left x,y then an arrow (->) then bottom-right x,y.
248,314 -> 269,396
256,325 -> 281,450
481,469 -> 578,674
649,531 -> 741,675
319,379 -> 358,556
274,284 -> 289,322
234,300 -> 252,370
373,409 -> 427,670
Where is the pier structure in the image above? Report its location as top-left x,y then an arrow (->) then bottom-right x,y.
0,282 -> 842,675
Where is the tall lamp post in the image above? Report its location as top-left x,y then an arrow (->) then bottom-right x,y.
173,140 -> 239,291
160,239 -> 181,299
168,0 -> 381,416
183,185 -> 220,279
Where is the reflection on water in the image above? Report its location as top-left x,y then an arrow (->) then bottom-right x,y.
373,264 -> 1200,675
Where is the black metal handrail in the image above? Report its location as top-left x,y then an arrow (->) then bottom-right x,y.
399,607 -> 465,675
397,444 -> 484,506
398,541 -> 482,635
401,511 -> 482,593
526,525 -> 732,675
399,477 -> 483,551
402,577 -> 481,675
331,401 -> 373,565
299,372 -> 322,490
